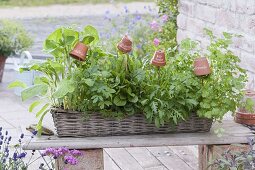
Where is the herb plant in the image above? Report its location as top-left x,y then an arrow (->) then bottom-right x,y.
210,137 -> 255,170
239,98 -> 255,114
9,25 -> 247,133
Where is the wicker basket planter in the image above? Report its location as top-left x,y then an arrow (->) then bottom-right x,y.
51,108 -> 213,137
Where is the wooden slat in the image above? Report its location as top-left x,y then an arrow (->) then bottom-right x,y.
23,121 -> 253,150
145,166 -> 168,170
104,148 -> 144,170
126,147 -> 162,169
147,146 -> 192,170
168,146 -> 198,170
103,150 -> 121,170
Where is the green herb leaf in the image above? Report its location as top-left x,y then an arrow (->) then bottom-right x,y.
8,80 -> 27,89
113,96 -> 127,106
53,79 -> 75,98
29,100 -> 42,112
21,84 -> 47,101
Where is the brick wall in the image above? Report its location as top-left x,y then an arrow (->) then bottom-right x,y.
177,0 -> 255,88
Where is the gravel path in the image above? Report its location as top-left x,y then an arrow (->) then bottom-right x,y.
0,2 -> 156,19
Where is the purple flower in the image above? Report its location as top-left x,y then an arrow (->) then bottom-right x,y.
105,10 -> 110,15
17,152 -> 26,159
43,147 -> 55,156
153,38 -> 160,46
20,133 -> 24,139
135,15 -> 141,21
70,150 -> 82,156
124,6 -> 129,13
136,44 -> 142,49
162,14 -> 168,22
150,20 -> 160,31
64,155 -> 78,165
55,147 -> 69,157
32,130 -> 37,136
13,153 -> 17,161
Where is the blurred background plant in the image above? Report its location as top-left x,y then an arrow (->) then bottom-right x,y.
0,20 -> 33,57
100,0 -> 178,60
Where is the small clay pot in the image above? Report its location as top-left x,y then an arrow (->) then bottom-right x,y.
117,35 -> 132,54
244,90 -> 255,97
235,90 -> 255,125
70,42 -> 88,61
194,57 -> 211,76
235,111 -> 255,126
0,56 -> 7,83
151,50 -> 166,67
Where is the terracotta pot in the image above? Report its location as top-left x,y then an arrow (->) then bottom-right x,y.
117,35 -> 132,54
235,111 -> 255,126
194,57 -> 211,76
69,42 -> 88,61
244,89 -> 255,97
0,56 -> 7,83
151,50 -> 166,67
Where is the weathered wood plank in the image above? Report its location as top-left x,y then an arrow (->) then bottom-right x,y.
145,166 -> 168,170
23,121 -> 252,150
126,147 -> 162,169
55,149 -> 103,170
104,148 -> 144,170
103,150 -> 121,170
168,146 -> 198,170
147,146 -> 192,170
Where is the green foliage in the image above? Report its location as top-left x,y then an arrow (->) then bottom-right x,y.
240,98 -> 255,114
210,137 -> 255,170
156,0 -> 178,56
10,24 -> 247,133
0,20 -> 33,57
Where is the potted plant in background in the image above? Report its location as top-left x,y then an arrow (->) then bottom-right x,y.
235,90 -> 255,125
0,20 -> 33,82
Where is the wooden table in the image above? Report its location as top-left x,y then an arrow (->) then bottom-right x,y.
23,120 -> 254,170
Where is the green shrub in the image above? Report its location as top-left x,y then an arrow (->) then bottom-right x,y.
0,20 -> 33,57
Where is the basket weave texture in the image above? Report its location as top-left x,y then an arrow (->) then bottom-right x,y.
51,108 -> 213,137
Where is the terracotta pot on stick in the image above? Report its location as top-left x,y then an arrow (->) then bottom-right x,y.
194,57 -> 211,76
151,50 -> 166,67
117,35 -> 132,54
70,42 -> 89,61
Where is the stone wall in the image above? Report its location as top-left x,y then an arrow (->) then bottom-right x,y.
177,0 -> 255,88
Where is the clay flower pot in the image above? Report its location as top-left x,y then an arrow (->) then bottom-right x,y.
0,56 -> 7,83
117,35 -> 132,54
235,90 -> 255,125
151,50 -> 166,67
244,90 -> 255,98
235,112 -> 255,126
194,57 -> 211,76
70,42 -> 88,61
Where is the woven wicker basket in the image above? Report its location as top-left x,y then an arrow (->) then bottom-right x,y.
51,108 -> 213,137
